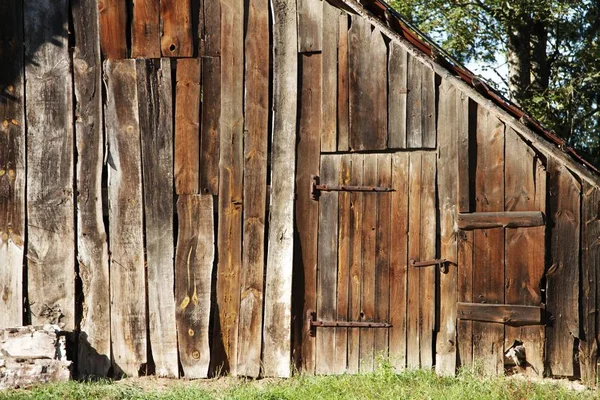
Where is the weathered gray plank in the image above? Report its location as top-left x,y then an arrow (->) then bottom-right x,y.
321,1 -> 337,152
297,0 -> 323,52
406,54 -> 422,148
337,14 -> 349,152
388,41 -> 407,149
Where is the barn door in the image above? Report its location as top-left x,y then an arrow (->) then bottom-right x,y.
456,108 -> 547,376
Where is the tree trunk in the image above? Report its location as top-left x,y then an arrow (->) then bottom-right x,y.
507,18 -> 531,105
531,19 -> 549,95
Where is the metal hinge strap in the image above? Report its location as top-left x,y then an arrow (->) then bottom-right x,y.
311,175 -> 394,200
307,311 -> 392,337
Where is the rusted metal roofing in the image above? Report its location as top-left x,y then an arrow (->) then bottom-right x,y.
361,0 -> 600,174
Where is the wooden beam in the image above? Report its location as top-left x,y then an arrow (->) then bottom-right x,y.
457,211 -> 544,230
457,303 -> 544,326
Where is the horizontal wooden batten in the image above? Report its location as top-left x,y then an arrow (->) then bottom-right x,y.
457,303 -> 545,326
457,211 -> 545,230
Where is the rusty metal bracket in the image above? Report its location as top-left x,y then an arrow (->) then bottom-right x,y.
311,175 -> 394,200
307,310 -> 392,337
410,258 -> 450,274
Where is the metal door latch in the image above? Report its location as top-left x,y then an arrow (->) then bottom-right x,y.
306,310 -> 392,337
410,258 -> 450,274
311,175 -> 394,200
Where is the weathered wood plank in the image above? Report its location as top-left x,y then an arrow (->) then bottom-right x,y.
457,303 -> 544,325
160,0 -> 193,56
421,66 -> 436,148
389,153 -> 409,370
263,0 -> 298,377
546,159 -> 580,377
297,0 -> 323,52
200,0 -> 221,57
199,57 -> 220,195
457,211 -> 545,230
25,0 -> 75,329
321,1 -> 337,152
457,92 -> 471,213
388,41 -> 407,149
174,58 -> 201,195
131,0 -> 161,58
137,59 -> 178,378
337,14 -> 349,152
316,155 -> 340,375
175,195 -> 214,378
72,0 -> 110,377
104,60 -> 146,377
406,54 -> 422,148
0,0 -> 25,330
237,0 -> 269,377
349,17 -> 387,151
98,0 -> 127,59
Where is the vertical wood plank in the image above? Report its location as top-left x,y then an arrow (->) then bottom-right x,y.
406,54 -> 422,148
546,159 -> 580,377
25,0 -> 75,329
457,93 -> 471,213
337,14 -> 349,152
72,0 -> 110,376
199,57 -> 220,195
263,0 -> 298,377
321,1 -> 337,152
137,59 -> 178,378
175,195 -> 214,378
388,42 -> 407,149
98,0 -> 127,59
407,153 -> 422,368
389,153 -> 409,370
160,0 -> 193,57
131,0 -> 161,58
421,67 -> 436,148
0,0 -> 25,330
237,0 -> 269,377
297,0 -> 323,52
104,60 -> 146,377
201,0 -> 221,57
175,58 -> 201,195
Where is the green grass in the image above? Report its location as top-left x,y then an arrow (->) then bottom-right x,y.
1,363 -> 597,400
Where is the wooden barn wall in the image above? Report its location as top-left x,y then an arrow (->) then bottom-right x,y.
0,0 -> 599,383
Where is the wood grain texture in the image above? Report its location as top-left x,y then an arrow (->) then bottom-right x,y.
348,17 -> 387,151
546,159 -> 580,377
0,0 -> 25,330
457,303 -> 544,325
457,92 -> 471,213
200,0 -> 221,56
388,42 -> 407,149
406,54 -> 422,148
175,195 -> 214,378
131,0 -> 160,58
337,14 -> 349,152
297,0 -> 323,52
457,227 -> 474,369
457,211 -> 544,229
72,0 -> 110,377
137,59 -> 178,378
263,0 -> 298,376
421,66 -> 436,148
237,0 -> 269,377
321,2 -> 337,152
174,58 -> 201,195
25,0 -> 75,329
98,0 -> 127,59
104,60 -> 146,377
199,57 -> 220,195
160,0 -> 193,56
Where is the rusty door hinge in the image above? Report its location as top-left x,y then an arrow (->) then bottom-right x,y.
306,311 -> 392,337
410,258 -> 450,274
311,175 -> 394,200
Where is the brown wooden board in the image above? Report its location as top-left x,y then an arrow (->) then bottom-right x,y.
131,0 -> 160,57
546,159 -> 580,377
457,211 -> 544,230
137,59 -> 178,378
200,57 -> 220,195
72,0 -> 110,377
472,108 -> 505,376
457,92 -> 470,214
504,127 -> 545,377
25,0 -> 75,329
435,80 -> 457,376
457,303 -> 544,325
316,155 -> 340,375
237,0 -> 269,377
214,0 -> 244,375
297,0 -> 323,52
201,0 -> 221,57
263,0 -> 298,377
98,0 -> 127,59
388,42 -> 407,149
160,0 -> 193,56
0,0 -> 25,330
174,58 -> 201,195
321,2 -> 338,152
348,17 -> 387,151
175,195 -> 214,378
389,153 -> 409,370
406,54 -> 422,149
337,14 -> 349,152
293,53 -> 319,375
104,60 -> 146,377
421,66 -> 436,148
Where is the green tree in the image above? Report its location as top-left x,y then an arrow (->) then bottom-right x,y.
390,0 -> 600,164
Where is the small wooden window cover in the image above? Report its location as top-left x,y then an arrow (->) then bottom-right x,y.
457,302 -> 545,326
457,211 -> 545,230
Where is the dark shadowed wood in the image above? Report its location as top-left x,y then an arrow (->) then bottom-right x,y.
200,57 -> 220,195
0,0 -> 24,330
457,303 -> 544,325
389,153 -> 409,370
263,0 -> 297,377
137,59 -> 178,377
160,0 -> 193,56
201,0 -> 221,56
457,92 -> 470,213
316,155 -> 340,375
321,2 -> 338,152
435,80 -> 457,376
546,159 -> 580,377
337,14 -> 349,152
388,42 -> 407,149
104,60 -> 146,377
174,58 -> 201,195
98,0 -> 127,59
349,17 -> 387,151
421,66 -> 436,148
25,0 -> 75,329
237,0 -> 269,377
175,195 -> 214,378
72,0 -> 110,376
406,54 -> 422,148
131,0 -> 160,57
214,0 -> 244,375
457,211 -> 544,230
297,0 -> 323,52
